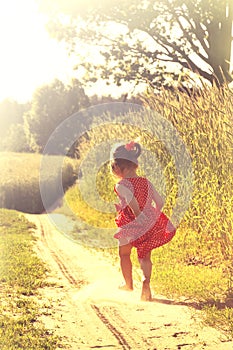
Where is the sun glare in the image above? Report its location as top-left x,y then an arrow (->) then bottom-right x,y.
0,0 -> 73,103
0,0 -> 232,103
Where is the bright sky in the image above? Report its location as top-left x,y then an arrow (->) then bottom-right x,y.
0,0 -> 74,103
0,0 -> 232,104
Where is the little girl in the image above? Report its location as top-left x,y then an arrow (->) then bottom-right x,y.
111,141 -> 176,301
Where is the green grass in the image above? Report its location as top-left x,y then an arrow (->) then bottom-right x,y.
152,242 -> 233,338
0,209 -> 59,349
150,233 -> 227,301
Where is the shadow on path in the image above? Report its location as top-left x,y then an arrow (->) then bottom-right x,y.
151,296 -> 230,310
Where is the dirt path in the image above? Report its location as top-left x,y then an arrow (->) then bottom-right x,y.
25,213 -> 232,350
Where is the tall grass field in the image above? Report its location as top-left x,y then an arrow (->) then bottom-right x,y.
0,152 -> 78,213
62,84 -> 233,335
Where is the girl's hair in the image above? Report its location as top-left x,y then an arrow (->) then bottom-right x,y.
113,141 -> 141,170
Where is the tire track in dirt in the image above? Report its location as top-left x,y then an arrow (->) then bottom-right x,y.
26,213 -> 233,350
27,214 -> 148,349
91,304 -> 152,350
38,216 -> 82,287
33,215 -> 146,348
91,305 -> 131,350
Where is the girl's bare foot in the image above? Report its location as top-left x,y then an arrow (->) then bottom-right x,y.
141,281 -> 152,301
118,283 -> 133,291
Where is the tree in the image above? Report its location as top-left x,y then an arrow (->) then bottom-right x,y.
2,124 -> 31,153
0,99 -> 30,138
24,79 -> 90,153
0,99 -> 31,152
40,0 -> 233,89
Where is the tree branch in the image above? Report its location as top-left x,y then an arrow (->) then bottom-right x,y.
174,13 -> 210,64
179,60 -> 213,82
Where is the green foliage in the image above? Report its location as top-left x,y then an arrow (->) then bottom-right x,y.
0,152 -> 78,213
203,305 -> 233,337
0,209 -> 59,349
0,99 -> 29,138
0,99 -> 30,152
1,123 -> 31,152
24,78 -> 90,153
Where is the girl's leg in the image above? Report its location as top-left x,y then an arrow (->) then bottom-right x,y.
118,240 -> 133,290
138,251 -> 152,301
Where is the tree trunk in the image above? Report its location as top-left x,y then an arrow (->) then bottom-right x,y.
208,0 -> 233,85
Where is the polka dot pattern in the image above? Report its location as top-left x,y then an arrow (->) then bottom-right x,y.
114,177 -> 176,259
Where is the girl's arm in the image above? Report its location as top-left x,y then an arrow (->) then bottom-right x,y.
115,183 -> 142,218
150,183 -> 164,211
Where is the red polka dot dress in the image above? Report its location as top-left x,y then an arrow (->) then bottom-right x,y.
114,177 -> 176,259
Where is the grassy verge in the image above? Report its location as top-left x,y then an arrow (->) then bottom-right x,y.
0,209 -> 59,349
148,233 -> 233,337
55,199 -> 233,338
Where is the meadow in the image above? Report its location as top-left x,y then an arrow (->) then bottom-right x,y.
0,152 -> 78,213
62,83 -> 233,335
